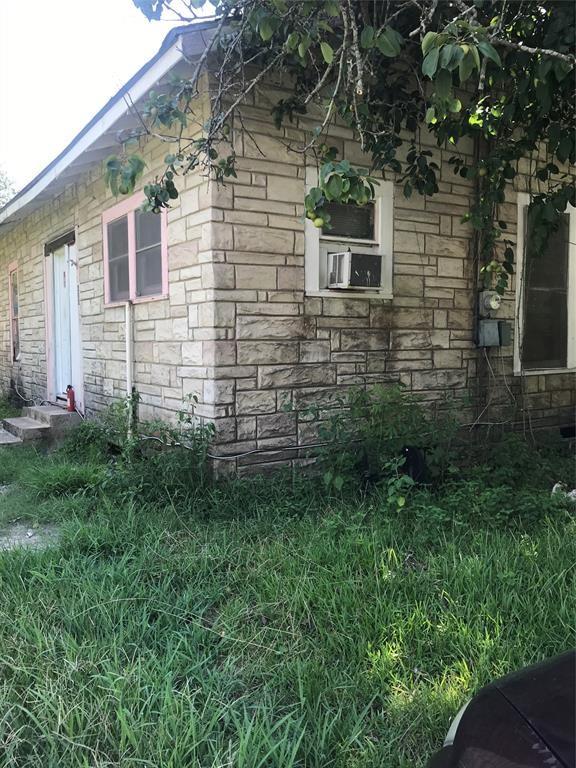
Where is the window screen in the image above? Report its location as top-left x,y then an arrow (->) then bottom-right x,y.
322,202 -> 375,240
10,269 -> 19,361
135,210 -> 162,297
522,210 -> 569,369
107,217 -> 130,302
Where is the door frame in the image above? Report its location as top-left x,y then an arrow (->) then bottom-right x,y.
44,230 -> 84,413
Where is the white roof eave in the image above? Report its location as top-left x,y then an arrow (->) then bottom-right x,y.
0,34 -> 191,229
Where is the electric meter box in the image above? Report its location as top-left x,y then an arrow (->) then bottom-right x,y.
477,319 -> 501,347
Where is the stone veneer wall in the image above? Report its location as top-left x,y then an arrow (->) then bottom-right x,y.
1,79 -> 574,470
199,87 -> 575,473
0,126 -> 224,423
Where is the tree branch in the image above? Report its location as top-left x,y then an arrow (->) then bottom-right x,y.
491,36 -> 575,65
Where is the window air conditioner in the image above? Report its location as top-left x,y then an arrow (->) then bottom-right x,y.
328,250 -> 382,290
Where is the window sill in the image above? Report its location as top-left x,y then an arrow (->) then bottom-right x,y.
320,236 -> 379,246
104,293 -> 169,308
306,289 -> 393,301
513,367 -> 576,377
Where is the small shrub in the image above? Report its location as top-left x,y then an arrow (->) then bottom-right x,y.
61,418 -> 113,463
462,432 -> 575,491
420,481 -> 570,528
65,393 -> 216,505
297,384 -> 459,493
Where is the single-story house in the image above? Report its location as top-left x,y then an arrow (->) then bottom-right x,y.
1,22 -> 574,471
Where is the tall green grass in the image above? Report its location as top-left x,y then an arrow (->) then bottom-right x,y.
0,433 -> 574,766
0,500 -> 573,763
0,394 -> 19,421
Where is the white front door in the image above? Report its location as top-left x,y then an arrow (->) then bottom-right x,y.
50,243 -> 83,410
52,246 -> 72,396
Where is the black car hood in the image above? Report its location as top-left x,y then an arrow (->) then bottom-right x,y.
493,650 -> 575,768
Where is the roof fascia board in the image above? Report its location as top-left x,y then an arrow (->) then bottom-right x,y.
0,38 -> 185,227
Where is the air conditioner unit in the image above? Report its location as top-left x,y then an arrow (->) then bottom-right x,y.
328,250 -> 382,290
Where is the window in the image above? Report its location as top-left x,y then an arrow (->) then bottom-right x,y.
322,201 -> 375,240
102,192 -> 168,304
515,194 -> 576,373
8,262 -> 20,361
304,168 -> 393,297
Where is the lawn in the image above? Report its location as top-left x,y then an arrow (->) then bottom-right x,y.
0,428 -> 574,767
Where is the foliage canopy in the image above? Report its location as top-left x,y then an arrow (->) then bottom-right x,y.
112,0 -> 576,291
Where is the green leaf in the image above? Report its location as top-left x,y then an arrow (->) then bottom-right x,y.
435,68 -> 452,99
440,44 -> 463,71
538,58 -> 552,79
477,41 -> 502,67
320,41 -> 334,64
557,135 -> 571,163
259,18 -> 274,41
469,44 -> 481,71
286,31 -> 299,51
458,51 -> 476,83
449,97 -> 462,113
298,37 -> 310,59
377,29 -> 400,58
422,47 -> 440,78
421,31 -> 438,55
324,1 -> 340,17
553,59 -> 571,82
425,106 -> 436,123
547,123 -> 561,152
388,27 -> 404,49
360,25 -> 374,49
325,174 -> 343,199
536,81 -> 551,114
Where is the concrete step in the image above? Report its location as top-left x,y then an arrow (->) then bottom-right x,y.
23,405 -> 81,429
0,428 -> 23,447
2,417 -> 51,442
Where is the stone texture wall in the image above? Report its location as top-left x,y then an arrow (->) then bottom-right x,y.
0,129 -> 216,423
199,89 -> 575,473
1,77 -> 574,469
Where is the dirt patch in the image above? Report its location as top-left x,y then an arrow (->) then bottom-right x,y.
0,523 -> 60,551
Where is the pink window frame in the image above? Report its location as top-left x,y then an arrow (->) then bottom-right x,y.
102,191 -> 168,306
8,260 -> 20,362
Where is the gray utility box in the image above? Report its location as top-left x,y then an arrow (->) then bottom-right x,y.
477,320 -> 512,348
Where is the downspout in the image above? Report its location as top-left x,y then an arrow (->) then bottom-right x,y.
125,301 -> 134,438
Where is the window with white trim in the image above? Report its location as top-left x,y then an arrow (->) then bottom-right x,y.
304,168 -> 394,298
515,194 -> 576,373
8,263 -> 20,361
102,193 -> 168,304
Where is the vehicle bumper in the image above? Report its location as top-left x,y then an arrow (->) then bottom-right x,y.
426,745 -> 454,768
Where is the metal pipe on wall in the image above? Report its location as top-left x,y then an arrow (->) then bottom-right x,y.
125,301 -> 134,438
